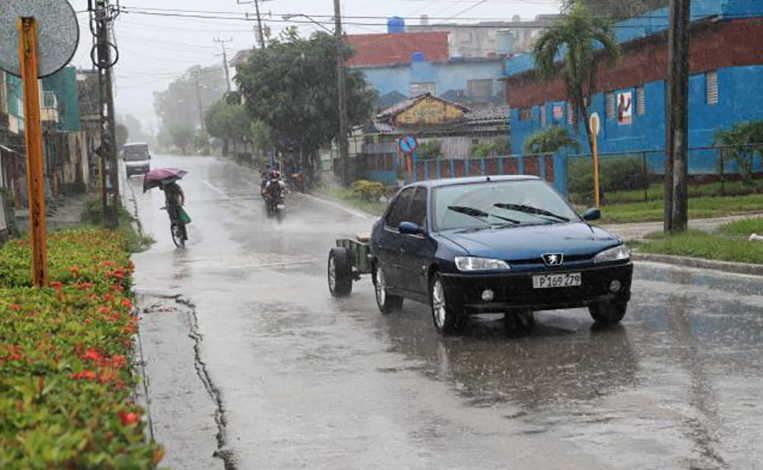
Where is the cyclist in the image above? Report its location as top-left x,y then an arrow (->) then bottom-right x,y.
160,181 -> 187,240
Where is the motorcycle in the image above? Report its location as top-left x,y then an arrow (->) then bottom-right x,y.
262,177 -> 286,217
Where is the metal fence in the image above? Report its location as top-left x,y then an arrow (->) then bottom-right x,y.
567,144 -> 763,204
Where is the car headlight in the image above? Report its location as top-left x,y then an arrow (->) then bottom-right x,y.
594,245 -> 631,264
455,256 -> 510,272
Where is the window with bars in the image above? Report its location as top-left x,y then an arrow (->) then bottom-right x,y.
637,86 -> 646,115
540,104 -> 546,127
567,103 -> 576,125
606,92 -> 616,120
706,71 -> 719,105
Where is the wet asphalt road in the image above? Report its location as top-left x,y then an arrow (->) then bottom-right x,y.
128,155 -> 763,470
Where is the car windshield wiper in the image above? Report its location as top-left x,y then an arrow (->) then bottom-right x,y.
494,203 -> 571,222
448,205 -> 520,226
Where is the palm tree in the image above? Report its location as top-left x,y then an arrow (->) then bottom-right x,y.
533,2 -> 621,152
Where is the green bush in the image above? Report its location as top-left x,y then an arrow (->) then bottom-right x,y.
0,229 -> 163,468
472,139 -> 510,158
418,140 -> 443,160
351,180 -> 385,202
569,156 -> 649,203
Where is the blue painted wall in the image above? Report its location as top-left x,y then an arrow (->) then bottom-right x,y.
358,58 -> 505,103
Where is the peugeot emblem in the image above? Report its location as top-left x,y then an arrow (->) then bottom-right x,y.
543,253 -> 564,266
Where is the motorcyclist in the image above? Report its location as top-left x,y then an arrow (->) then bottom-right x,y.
262,169 -> 286,212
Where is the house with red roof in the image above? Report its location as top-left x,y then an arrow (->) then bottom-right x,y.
345,20 -> 506,109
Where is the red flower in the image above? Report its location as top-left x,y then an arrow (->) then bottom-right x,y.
111,354 -> 127,369
50,281 -> 63,291
121,299 -> 133,309
70,266 -> 80,275
71,370 -> 97,381
99,306 -> 111,315
81,348 -> 101,362
9,304 -> 21,311
118,410 -> 140,426
104,261 -> 115,268
78,282 -> 94,290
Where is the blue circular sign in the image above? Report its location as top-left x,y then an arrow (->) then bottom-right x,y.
398,136 -> 418,155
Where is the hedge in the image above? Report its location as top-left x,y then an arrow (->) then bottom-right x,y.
0,229 -> 162,469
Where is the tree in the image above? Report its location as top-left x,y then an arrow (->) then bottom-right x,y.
524,127 -> 578,154
169,123 -> 194,155
118,113 -> 150,144
418,140 -> 443,160
562,0 -> 668,19
236,29 -> 376,180
715,120 -> 763,185
205,99 -> 251,156
153,65 -> 227,150
533,3 -> 621,153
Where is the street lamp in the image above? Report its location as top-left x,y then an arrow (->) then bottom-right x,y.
282,10 -> 349,185
281,14 -> 334,34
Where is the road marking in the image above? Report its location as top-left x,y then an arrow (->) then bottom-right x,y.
201,179 -> 228,198
302,193 -> 374,220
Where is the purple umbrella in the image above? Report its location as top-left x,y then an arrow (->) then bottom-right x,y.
143,168 -> 187,192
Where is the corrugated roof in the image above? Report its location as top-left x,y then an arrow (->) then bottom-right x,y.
345,31 -> 449,67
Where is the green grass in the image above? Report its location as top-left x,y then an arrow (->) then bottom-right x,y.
79,196 -> 154,253
634,229 -> 763,264
599,193 -> 763,224
718,216 -> 763,236
572,180 -> 763,205
315,185 -> 387,216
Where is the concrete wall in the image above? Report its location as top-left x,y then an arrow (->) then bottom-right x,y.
358,59 -> 504,104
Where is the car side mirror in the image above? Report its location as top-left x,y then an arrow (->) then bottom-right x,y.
582,208 -> 601,221
399,221 -> 424,235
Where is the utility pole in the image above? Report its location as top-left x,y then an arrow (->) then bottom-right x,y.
334,0 -> 350,186
238,0 -> 271,48
214,37 -> 233,93
665,0 -> 691,233
192,69 -> 205,131
92,0 -> 120,228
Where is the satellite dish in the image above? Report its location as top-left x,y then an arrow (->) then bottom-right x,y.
0,0 -> 79,78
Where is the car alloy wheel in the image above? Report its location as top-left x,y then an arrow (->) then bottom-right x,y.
374,265 -> 402,314
429,273 -> 460,335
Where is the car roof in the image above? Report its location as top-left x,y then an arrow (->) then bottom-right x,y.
124,142 -> 149,147
405,175 -> 541,189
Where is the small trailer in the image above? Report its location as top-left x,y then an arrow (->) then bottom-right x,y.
327,233 -> 372,297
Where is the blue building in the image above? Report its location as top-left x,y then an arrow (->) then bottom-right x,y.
504,0 -> 763,174
346,29 -> 506,107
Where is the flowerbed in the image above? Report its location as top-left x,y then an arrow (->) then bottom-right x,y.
0,229 -> 162,468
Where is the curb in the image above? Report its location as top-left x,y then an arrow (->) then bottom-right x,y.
633,252 -> 763,276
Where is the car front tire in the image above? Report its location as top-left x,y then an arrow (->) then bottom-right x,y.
588,301 -> 627,325
328,247 -> 353,297
430,273 -> 461,335
374,264 -> 403,314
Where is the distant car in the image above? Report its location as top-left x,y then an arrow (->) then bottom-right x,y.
122,143 -> 151,177
365,176 -> 633,335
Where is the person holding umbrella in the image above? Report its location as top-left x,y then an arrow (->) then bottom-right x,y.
144,168 -> 190,247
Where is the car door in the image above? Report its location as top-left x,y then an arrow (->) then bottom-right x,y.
376,187 -> 415,289
400,187 -> 436,296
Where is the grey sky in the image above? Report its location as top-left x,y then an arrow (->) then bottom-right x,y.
68,0 -> 561,131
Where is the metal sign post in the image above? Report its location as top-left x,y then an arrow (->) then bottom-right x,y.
398,136 -> 418,184
18,18 -> 48,287
589,113 -> 601,208
0,0 -> 80,287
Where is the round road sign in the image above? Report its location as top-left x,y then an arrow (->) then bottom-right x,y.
0,0 -> 79,78
399,136 -> 418,155
589,112 -> 601,136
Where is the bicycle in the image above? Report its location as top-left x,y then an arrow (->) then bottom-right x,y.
161,205 -> 188,248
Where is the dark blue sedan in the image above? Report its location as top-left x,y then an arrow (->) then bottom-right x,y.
368,175 -> 633,335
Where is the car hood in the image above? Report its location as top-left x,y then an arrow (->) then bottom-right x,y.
439,222 -> 621,261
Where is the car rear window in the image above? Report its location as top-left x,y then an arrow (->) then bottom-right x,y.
123,144 -> 149,161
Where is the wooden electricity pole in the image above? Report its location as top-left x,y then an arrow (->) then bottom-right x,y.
665,0 -> 691,233
334,0 -> 350,186
18,17 -> 49,287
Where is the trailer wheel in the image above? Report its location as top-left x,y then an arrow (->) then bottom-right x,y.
328,247 -> 353,297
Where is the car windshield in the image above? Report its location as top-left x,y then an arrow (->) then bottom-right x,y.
122,145 -> 149,161
432,179 -> 580,232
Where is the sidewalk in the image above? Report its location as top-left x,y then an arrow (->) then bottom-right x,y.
14,193 -> 87,233
601,212 -> 763,241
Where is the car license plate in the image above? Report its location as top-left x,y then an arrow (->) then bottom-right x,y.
532,273 -> 582,289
